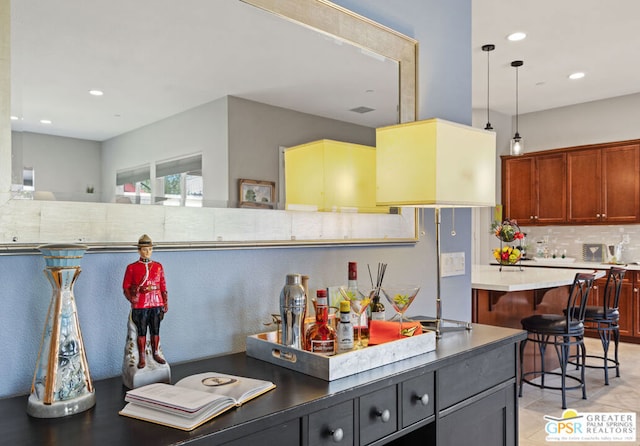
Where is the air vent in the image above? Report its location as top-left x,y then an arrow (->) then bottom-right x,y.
349,106 -> 375,114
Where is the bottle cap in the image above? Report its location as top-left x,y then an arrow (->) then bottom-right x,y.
340,300 -> 350,312
316,288 -> 327,297
348,262 -> 357,280
285,273 -> 302,285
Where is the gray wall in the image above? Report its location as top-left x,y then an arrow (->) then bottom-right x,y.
12,131 -> 102,200
227,96 -> 375,206
101,97 -> 229,205
0,0 -> 473,399
518,92 -> 640,151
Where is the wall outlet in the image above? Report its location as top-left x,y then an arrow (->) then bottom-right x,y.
441,252 -> 465,277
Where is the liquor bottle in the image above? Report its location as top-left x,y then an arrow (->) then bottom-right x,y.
346,262 -> 369,345
370,290 -> 386,321
337,300 -> 354,353
305,289 -> 337,355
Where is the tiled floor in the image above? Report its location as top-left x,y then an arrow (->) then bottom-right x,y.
518,337 -> 640,445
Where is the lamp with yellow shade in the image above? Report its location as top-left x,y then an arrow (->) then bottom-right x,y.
284,139 -> 389,213
376,118 -> 496,338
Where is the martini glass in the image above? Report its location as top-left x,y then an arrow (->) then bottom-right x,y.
381,286 -> 420,337
339,286 -> 371,349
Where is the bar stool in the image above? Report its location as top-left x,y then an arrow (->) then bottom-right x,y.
519,272 -> 596,409
578,267 -> 626,385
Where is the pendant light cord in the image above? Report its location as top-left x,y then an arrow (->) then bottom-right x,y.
515,64 -> 519,134
511,60 -> 524,138
482,44 -> 495,131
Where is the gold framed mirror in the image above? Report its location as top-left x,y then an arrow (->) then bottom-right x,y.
0,0 -> 418,250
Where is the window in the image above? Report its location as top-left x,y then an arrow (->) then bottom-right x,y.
116,164 -> 151,204
155,154 -> 203,207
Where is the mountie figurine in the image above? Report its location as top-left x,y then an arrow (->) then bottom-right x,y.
121,234 -> 171,388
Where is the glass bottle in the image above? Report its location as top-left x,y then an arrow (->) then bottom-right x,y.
305,289 -> 336,355
337,300 -> 354,353
370,290 -> 386,321
346,261 -> 369,345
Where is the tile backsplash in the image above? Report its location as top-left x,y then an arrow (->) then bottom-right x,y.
520,225 -> 640,263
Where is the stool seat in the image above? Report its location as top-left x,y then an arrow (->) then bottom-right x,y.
521,314 -> 584,336
583,305 -> 619,321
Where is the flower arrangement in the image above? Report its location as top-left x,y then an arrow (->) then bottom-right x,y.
491,219 -> 524,243
493,246 -> 522,265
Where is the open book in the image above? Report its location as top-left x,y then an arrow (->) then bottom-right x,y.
119,372 -> 276,431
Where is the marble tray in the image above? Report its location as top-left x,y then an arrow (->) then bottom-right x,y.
245,329 -> 436,381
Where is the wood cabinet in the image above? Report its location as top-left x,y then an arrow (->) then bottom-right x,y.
502,153 -> 566,224
567,144 -> 640,223
590,273 -> 634,338
0,326 -> 525,446
502,140 -> 640,226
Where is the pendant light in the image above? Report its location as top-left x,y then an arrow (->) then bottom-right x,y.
510,60 -> 524,155
482,44 -> 495,131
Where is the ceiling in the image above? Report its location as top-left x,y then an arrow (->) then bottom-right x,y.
10,0 -> 398,141
472,0 -> 640,117
11,0 -> 640,143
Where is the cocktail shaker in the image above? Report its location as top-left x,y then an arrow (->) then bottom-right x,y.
280,273 -> 307,349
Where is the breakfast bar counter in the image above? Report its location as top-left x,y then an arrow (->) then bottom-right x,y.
471,264 -> 602,292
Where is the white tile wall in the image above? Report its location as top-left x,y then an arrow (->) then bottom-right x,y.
520,224 -> 640,263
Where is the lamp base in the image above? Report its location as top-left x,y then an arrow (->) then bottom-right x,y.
409,316 -> 472,339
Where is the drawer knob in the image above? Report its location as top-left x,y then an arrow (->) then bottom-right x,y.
330,427 -> 344,442
375,408 -> 391,423
415,393 -> 430,406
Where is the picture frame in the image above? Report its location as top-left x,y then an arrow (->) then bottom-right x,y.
239,179 -> 276,209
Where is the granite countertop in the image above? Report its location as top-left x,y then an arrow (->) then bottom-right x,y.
472,264 -> 607,292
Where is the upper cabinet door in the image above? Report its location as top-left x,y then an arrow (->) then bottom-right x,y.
535,153 -> 567,224
502,153 -> 566,225
502,157 -> 535,223
602,144 -> 640,223
567,148 -> 602,223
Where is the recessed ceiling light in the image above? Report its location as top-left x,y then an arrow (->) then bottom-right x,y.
507,32 -> 527,42
568,72 -> 585,80
40,119 -> 52,124
10,115 -> 19,120
89,89 -> 104,96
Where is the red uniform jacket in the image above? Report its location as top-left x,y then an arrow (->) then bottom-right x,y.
123,259 -> 167,309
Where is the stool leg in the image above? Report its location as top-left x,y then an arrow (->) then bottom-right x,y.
519,337 -> 528,397
613,326 -> 620,378
579,339 -> 587,400
559,337 -> 569,410
600,326 -> 610,385
538,335 -> 547,388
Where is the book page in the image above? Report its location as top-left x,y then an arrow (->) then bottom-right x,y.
175,372 -> 275,405
119,400 -> 234,431
125,382 -> 231,414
